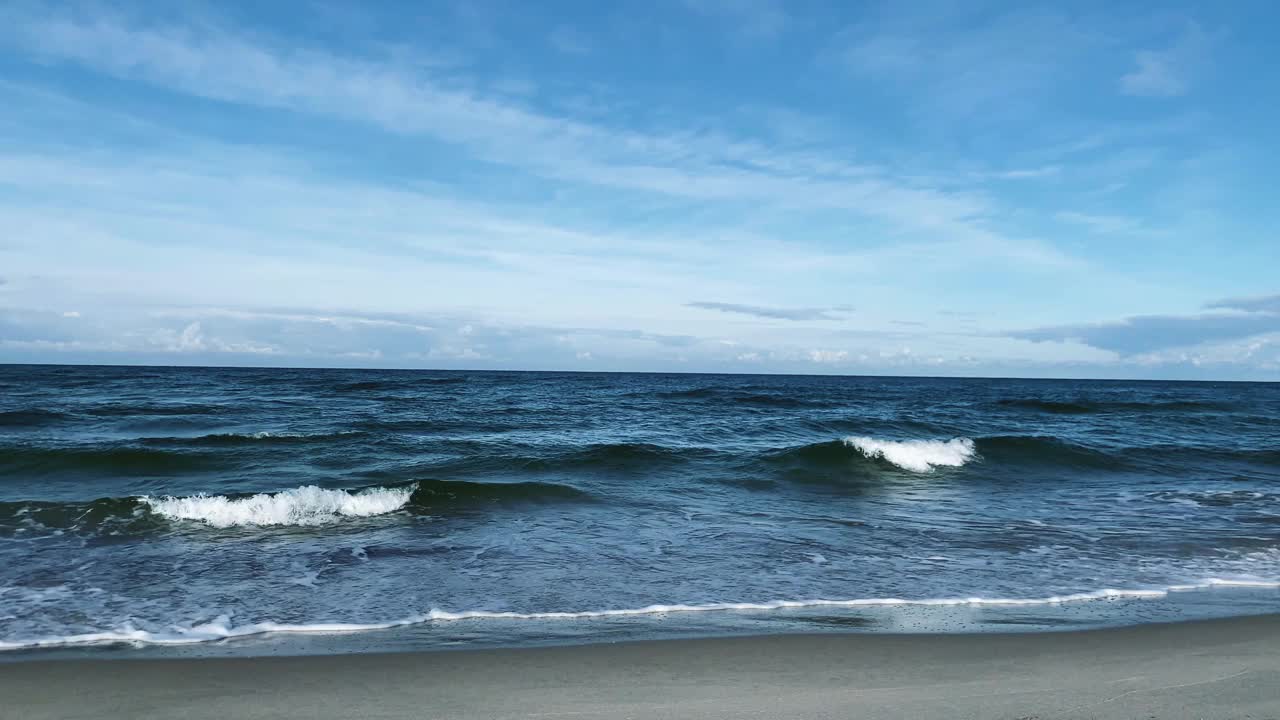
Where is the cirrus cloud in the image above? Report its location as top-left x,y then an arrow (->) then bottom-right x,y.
686,301 -> 853,321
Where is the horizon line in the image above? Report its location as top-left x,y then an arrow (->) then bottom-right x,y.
2,361 -> 1273,385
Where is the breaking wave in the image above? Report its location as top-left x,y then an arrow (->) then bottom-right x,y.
763,436 -> 978,476
141,485 -> 416,528
1,479 -> 592,535
843,436 -> 976,473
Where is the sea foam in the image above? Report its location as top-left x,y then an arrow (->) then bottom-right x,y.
844,436 -> 976,472
140,484 -> 414,528
4,578 -> 1277,650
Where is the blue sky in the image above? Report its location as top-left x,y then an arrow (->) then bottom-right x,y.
1,1 -> 1278,379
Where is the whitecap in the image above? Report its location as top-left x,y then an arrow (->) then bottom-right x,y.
844,436 -> 976,472
140,484 -> 414,528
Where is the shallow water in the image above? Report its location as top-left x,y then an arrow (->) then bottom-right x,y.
1,365 -> 1278,655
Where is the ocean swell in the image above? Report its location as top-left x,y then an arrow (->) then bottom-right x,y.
0,409 -> 72,427
141,430 -> 365,447
0,445 -> 221,477
409,478 -> 591,509
0,496 -> 156,536
996,398 -> 1239,414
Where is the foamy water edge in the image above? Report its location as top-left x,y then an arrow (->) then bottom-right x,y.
4,578 -> 1276,651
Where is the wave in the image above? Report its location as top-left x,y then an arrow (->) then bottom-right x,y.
996,398 -> 1237,414
763,437 -> 976,476
419,377 -> 469,386
355,418 -> 519,435
995,399 -> 1095,414
759,433 -> 1164,480
140,430 -> 364,447
648,387 -> 835,409
0,496 -> 158,536
409,442 -> 708,476
733,394 -> 836,409
1149,490 -> 1280,508
6,578 -> 1277,650
83,403 -> 229,417
974,435 -> 1119,468
140,485 -> 416,528
843,437 -> 976,473
0,616 -> 422,650
409,478 -> 591,509
2,479 -> 590,534
975,436 -> 1277,470
333,377 -> 467,393
1165,447 -> 1280,467
333,380 -> 399,392
0,409 -> 72,427
0,445 -> 220,476
553,442 -> 705,469
653,388 -> 720,400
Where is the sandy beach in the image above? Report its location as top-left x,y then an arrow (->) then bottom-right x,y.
3,614 -> 1278,719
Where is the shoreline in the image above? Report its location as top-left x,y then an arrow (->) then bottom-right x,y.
4,580 -> 1277,657
4,614 -> 1279,719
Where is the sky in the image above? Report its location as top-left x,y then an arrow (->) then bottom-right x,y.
1,1 -> 1278,379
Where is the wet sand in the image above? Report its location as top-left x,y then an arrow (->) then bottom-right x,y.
3,614 -> 1278,719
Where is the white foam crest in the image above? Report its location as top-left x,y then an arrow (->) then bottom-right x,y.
844,436 -> 976,472
8,579 -> 1276,650
421,589 -> 1171,620
0,614 -> 428,650
140,484 -> 414,527
1166,578 -> 1280,591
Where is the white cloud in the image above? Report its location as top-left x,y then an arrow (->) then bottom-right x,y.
4,301 -> 1272,378
173,321 -> 205,351
835,7 -> 1096,119
1055,211 -> 1144,235
0,8 -> 1053,253
1120,51 -> 1186,97
683,0 -> 789,39
149,320 -> 281,355
807,349 -> 848,363
686,301 -> 850,321
0,7 -> 1268,379
983,166 -> 1060,180
0,133 -> 1090,350
1120,23 -> 1209,98
548,26 -> 591,55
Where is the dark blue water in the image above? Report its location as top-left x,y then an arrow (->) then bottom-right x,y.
2,365 -> 1278,656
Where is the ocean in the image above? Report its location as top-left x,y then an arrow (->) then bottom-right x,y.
1,365 -> 1278,657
